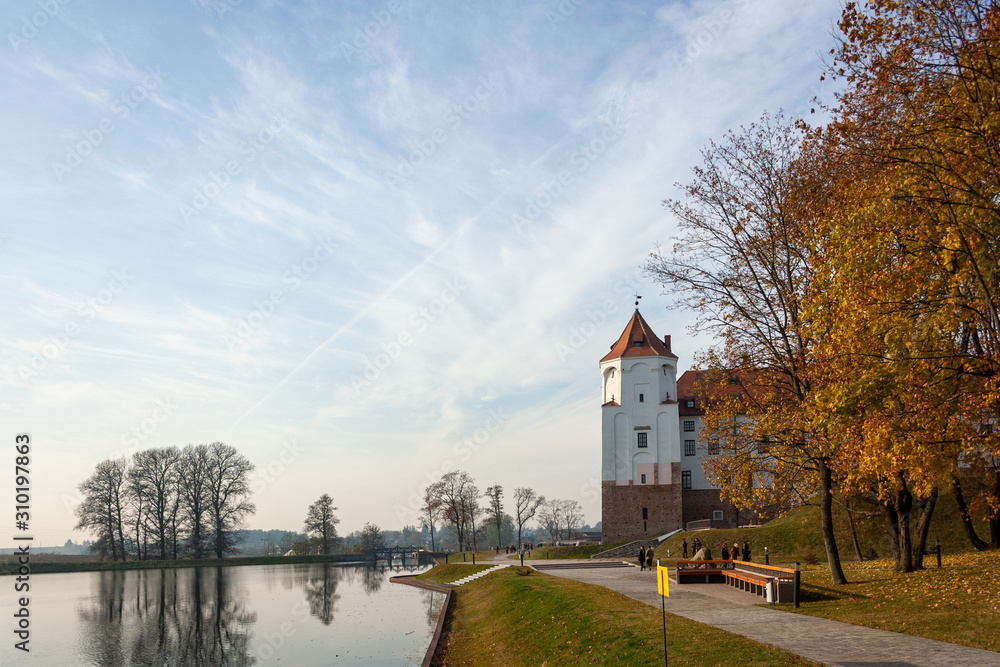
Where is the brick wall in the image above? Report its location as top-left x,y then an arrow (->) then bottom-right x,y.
601,464 -> 683,542
681,488 -> 739,528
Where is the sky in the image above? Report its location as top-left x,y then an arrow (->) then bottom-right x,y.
0,0 -> 843,546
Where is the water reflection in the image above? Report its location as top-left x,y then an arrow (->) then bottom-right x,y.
77,567 -> 257,667
66,563 -> 436,666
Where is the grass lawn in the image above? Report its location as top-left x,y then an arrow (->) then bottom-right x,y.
444,551 -> 497,564
775,554 -> 1000,653
433,565 -> 818,666
416,563 -> 494,584
505,543 -> 627,560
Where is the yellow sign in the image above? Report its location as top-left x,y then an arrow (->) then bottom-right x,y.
657,565 -> 670,597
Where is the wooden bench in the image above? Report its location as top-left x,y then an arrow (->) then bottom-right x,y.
675,559 -> 734,584
725,561 -> 795,602
675,559 -> 796,602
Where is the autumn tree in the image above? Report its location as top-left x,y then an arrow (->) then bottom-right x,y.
646,113 -> 849,584
432,470 -> 476,551
816,0 -> 1000,563
359,522 -> 386,554
304,494 -> 340,555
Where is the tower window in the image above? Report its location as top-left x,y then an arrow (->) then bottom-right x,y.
640,473 -> 646,484
637,432 -> 648,448
632,341 -> 643,347
686,399 -> 695,408
684,440 -> 696,456
638,393 -> 644,402
683,420 -> 695,432
681,471 -> 692,489
642,507 -> 648,520
713,510 -> 724,521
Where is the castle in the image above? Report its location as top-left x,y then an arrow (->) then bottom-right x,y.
600,309 -> 736,542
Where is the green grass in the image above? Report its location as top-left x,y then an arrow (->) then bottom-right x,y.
774,555 -> 1000,652
434,566 -> 818,666
415,563 -> 494,584
0,553 -> 369,576
443,550 -> 497,564
504,542 -> 626,560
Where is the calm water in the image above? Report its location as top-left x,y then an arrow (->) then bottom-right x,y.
2,563 -> 444,666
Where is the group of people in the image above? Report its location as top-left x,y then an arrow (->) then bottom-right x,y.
680,537 -> 751,562
637,545 -> 655,570
505,543 -> 533,554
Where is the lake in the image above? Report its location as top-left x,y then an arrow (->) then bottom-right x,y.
1,563 -> 444,666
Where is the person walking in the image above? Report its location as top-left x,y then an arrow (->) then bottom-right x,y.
646,548 -> 653,570
733,543 -> 740,561
721,544 -> 730,560
638,546 -> 646,571
743,541 -> 751,561
682,538 -> 688,558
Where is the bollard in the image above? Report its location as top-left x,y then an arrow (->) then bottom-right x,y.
520,551 -> 524,567
472,552 -> 476,565
936,539 -> 942,568
793,562 -> 801,608
765,546 -> 769,565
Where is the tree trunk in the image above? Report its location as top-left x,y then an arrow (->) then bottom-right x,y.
990,469 -> 1000,549
910,487 -> 938,570
950,475 -> 988,550
819,458 -> 848,584
845,496 -> 864,561
894,479 -> 914,573
880,499 -> 901,565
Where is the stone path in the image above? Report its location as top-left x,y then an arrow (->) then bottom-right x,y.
526,559 -> 999,667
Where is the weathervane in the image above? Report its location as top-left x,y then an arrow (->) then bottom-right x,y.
634,293 -> 642,308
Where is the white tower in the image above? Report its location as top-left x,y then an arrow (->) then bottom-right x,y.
600,309 -> 683,541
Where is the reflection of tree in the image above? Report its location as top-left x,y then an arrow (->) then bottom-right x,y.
360,565 -> 386,595
302,564 -> 341,625
422,589 -> 446,630
77,567 -> 258,666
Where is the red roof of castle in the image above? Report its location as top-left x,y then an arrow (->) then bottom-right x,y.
600,309 -> 678,363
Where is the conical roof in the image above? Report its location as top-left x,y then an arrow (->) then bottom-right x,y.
600,309 -> 677,363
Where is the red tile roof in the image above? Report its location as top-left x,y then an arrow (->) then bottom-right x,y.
600,309 -> 678,363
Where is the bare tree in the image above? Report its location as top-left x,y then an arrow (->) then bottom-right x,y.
538,499 -> 562,541
359,522 -> 386,554
304,494 -> 340,555
484,485 -> 504,549
130,447 -> 180,560
562,500 -> 584,540
461,480 -> 482,552
434,471 -> 475,551
179,444 -> 211,558
513,487 -> 544,550
75,458 -> 129,560
420,484 -> 442,551
205,442 -> 256,558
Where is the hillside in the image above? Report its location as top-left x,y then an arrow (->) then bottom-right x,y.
654,488 -> 994,565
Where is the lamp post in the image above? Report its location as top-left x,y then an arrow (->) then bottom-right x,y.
764,546 -> 769,565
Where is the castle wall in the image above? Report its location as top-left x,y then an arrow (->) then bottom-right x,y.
600,462 -> 683,542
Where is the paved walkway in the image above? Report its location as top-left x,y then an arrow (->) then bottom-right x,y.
524,559 -> 998,667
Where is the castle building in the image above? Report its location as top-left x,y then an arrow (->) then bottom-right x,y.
600,309 -> 736,542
